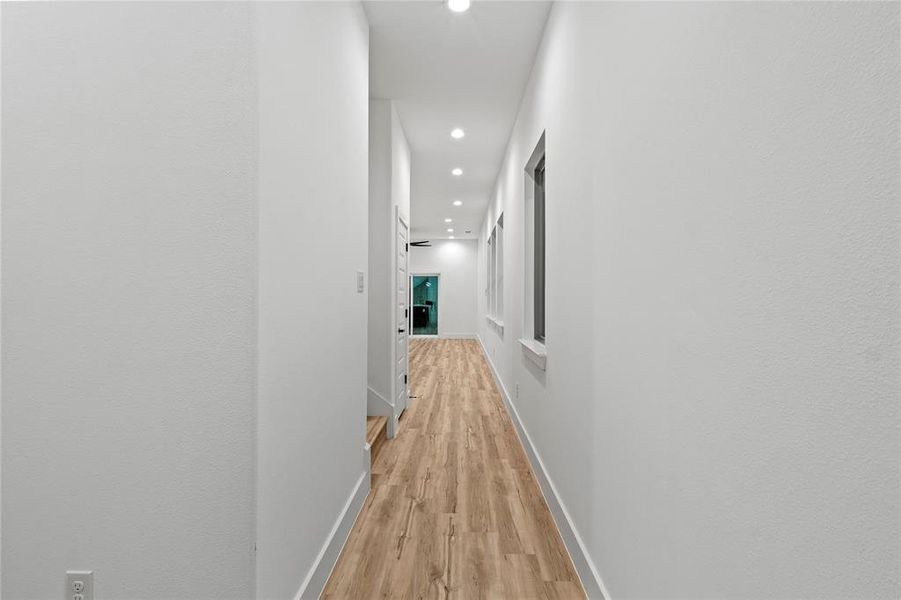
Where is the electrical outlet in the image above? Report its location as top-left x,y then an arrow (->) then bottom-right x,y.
356,270 -> 365,293
66,571 -> 93,600
515,383 -> 520,399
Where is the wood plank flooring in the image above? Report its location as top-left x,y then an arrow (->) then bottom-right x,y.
367,416 -> 389,466
366,416 -> 388,447
323,339 -> 585,599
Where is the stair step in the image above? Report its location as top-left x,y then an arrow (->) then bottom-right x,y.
366,416 -> 388,465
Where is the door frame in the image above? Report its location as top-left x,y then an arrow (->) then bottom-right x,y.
409,272 -> 440,337
390,207 -> 410,435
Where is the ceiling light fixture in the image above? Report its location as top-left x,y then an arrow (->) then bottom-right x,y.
447,0 -> 470,13
452,168 -> 463,176
453,200 -> 463,206
451,128 -> 465,139
444,218 -> 452,223
447,228 -> 454,233
449,236 -> 455,239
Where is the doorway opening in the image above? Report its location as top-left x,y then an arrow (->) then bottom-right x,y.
411,275 -> 438,335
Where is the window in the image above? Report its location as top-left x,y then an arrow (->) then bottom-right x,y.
488,227 -> 496,317
521,132 -> 546,369
487,214 -> 504,326
533,157 -> 545,343
496,214 -> 504,323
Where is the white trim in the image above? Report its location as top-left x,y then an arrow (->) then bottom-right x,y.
477,336 -> 611,600
367,386 -> 396,438
525,131 -> 546,174
392,208 -> 411,424
523,132 -> 546,346
487,316 -> 505,336
293,469 -> 370,600
519,338 -> 547,370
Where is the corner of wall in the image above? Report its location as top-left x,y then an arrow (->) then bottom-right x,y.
292,469 -> 371,600
389,101 -> 412,224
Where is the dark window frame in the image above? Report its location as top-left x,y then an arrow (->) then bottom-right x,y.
533,156 -> 546,343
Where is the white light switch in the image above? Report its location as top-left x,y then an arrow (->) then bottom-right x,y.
356,270 -> 365,293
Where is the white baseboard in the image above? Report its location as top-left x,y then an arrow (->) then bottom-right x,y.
476,335 -> 611,600
293,468 -> 370,600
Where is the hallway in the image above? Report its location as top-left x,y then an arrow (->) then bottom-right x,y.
2,2 -> 898,598
324,339 -> 585,599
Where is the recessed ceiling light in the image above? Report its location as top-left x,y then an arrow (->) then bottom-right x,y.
453,200 -> 463,206
449,236 -> 455,239
451,128 -> 465,139
444,218 -> 452,223
447,0 -> 470,13
452,168 -> 463,176
447,228 -> 454,233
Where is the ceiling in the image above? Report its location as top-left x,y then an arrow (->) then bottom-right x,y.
365,1 -> 552,241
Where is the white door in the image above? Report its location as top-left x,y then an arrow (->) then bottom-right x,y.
394,212 -> 410,417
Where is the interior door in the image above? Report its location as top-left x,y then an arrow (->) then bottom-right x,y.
395,212 -> 409,417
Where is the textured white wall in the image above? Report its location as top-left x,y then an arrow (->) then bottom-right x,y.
1,3 -> 257,598
410,240 -> 478,338
2,3 -> 371,598
368,100 -> 393,407
391,104 -> 412,226
254,3 -> 369,599
368,99 -> 411,410
479,2 -> 900,598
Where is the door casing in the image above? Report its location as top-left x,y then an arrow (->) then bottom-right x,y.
391,208 -> 410,433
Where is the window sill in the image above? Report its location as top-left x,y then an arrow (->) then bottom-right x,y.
519,338 -> 547,370
487,316 -> 505,335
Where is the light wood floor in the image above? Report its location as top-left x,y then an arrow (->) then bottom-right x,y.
323,338 -> 586,599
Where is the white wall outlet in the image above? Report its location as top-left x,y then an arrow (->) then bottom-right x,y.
66,571 -> 93,600
356,270 -> 365,293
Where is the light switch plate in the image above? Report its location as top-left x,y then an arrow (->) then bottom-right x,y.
66,571 -> 93,600
356,270 -> 365,293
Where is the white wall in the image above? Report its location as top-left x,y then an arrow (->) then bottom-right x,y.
478,3 -> 900,599
368,99 -> 411,414
390,104 -> 412,224
255,3 -> 369,599
2,3 -> 257,597
411,240 -> 478,338
368,100 -> 392,410
2,3 -> 371,599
